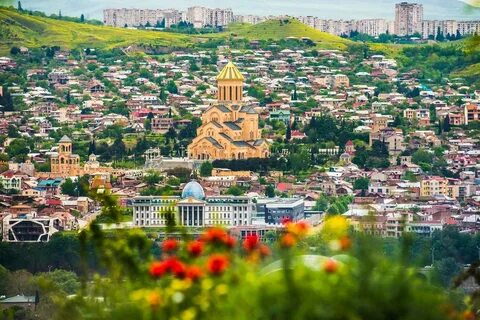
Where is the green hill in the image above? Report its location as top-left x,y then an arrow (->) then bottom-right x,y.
0,9 -> 354,54
0,8 -> 192,54
218,19 -> 352,50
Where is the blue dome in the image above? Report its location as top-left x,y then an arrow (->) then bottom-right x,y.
181,180 -> 205,200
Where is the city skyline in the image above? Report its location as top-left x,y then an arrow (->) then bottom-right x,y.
8,0 -> 480,21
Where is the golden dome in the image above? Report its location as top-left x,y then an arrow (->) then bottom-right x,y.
216,61 -> 244,81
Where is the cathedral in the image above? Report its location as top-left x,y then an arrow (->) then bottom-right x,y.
187,62 -> 269,160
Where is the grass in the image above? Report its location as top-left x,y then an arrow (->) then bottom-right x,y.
204,19 -> 353,50
0,9 -> 355,54
0,7 -> 192,54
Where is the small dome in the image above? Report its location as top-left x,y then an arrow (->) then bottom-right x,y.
181,180 -> 205,200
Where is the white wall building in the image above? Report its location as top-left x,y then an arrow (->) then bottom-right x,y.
395,2 -> 423,36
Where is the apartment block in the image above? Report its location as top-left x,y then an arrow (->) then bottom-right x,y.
395,2 -> 423,36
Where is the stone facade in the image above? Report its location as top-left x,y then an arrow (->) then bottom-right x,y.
187,62 -> 269,160
50,136 -> 82,176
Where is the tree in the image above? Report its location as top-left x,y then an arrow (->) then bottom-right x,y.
6,138 -> 30,162
265,185 -> 275,198
432,257 -> 462,287
17,1 -> 22,11
144,172 -> 162,186
110,138 -> 126,160
442,115 -> 451,132
0,87 -> 14,111
199,161 -> 213,177
225,185 -> 243,196
10,46 -> 20,55
285,124 -> 291,141
166,80 -> 178,94
61,178 -> 76,196
353,177 -> 370,191
436,27 -> 445,41
412,149 -> 434,166
80,14 -> 85,23
7,124 -> 19,138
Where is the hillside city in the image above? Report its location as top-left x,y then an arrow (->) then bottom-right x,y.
104,3 -> 480,39
0,1 -> 480,319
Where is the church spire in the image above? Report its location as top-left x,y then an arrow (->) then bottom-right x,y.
216,61 -> 244,103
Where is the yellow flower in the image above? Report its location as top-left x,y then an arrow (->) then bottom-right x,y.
181,308 -> 197,320
322,216 -> 350,240
215,284 -> 229,296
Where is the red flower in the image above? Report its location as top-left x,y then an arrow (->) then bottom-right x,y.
224,235 -> 237,249
162,238 -> 178,252
280,233 -> 296,248
281,217 -> 292,225
243,234 -> 259,252
187,240 -> 204,257
149,261 -> 167,278
202,227 -> 228,244
206,254 -> 229,275
186,265 -> 203,281
323,259 -> 339,273
259,244 -> 271,257
171,261 -> 187,279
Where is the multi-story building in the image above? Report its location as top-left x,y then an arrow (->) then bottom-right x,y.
354,19 -> 390,37
233,15 -> 266,25
256,198 -> 305,225
2,214 -> 61,242
457,21 -> 480,37
0,171 -> 21,191
187,62 -> 269,160
208,8 -> 234,27
394,2 -> 423,36
103,8 -> 183,28
465,103 -> 480,125
421,20 -> 458,39
420,176 -> 448,198
132,181 -> 254,227
186,6 -> 233,28
186,6 -> 209,28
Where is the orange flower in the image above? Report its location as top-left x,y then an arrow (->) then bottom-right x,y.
187,240 -> 204,257
186,265 -> 203,281
202,227 -> 228,244
259,244 -> 271,257
286,221 -> 310,236
224,235 -> 237,249
323,259 -> 339,273
148,291 -> 161,309
243,234 -> 259,252
149,261 -> 167,278
339,236 -> 352,251
280,233 -> 296,248
295,221 -> 310,234
206,254 -> 229,275
463,311 -> 475,320
162,238 -> 178,252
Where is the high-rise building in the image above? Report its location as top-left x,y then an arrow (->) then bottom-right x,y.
354,19 -> 389,36
186,6 -> 209,28
394,2 -> 423,36
186,7 -> 233,28
103,8 -> 182,28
